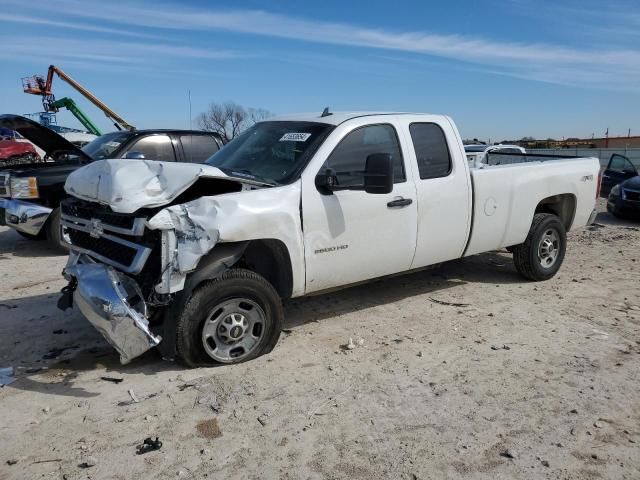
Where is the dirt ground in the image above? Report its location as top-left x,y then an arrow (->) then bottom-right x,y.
1,199 -> 639,480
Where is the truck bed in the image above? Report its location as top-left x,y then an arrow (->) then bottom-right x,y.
464,156 -> 600,256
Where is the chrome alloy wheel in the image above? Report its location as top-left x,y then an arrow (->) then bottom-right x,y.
201,298 -> 266,363
537,228 -> 560,268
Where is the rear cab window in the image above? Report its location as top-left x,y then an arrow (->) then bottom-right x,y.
179,134 -> 220,163
408,123 -> 452,179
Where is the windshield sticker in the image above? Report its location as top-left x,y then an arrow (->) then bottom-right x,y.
280,133 -> 312,142
105,141 -> 120,147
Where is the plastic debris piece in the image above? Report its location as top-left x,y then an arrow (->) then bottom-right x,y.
0,367 -> 16,386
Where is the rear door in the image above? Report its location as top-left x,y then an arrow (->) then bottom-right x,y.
403,118 -> 472,268
301,119 -> 418,292
602,154 -> 638,196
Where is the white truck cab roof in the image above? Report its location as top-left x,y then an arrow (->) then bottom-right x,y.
270,111 -> 444,126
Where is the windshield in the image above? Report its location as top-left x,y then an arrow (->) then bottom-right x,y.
464,145 -> 487,153
206,121 -> 333,184
82,132 -> 133,160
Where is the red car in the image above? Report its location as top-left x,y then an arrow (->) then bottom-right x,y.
0,129 -> 40,164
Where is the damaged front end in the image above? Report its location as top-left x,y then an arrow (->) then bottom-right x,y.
58,159 -> 300,364
62,254 -> 161,364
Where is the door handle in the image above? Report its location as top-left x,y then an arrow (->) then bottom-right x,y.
387,198 -> 413,208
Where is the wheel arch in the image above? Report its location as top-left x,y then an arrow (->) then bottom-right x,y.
534,193 -> 576,230
182,238 -> 294,301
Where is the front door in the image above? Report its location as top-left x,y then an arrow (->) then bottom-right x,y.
302,122 -> 418,293
601,154 -> 638,196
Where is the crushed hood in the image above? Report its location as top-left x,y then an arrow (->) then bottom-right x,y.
0,114 -> 91,161
65,158 -> 247,213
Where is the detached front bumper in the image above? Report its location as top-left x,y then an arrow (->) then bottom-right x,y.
63,256 -> 161,364
1,198 -> 52,235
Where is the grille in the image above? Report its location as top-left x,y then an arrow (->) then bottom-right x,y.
624,189 -> 640,202
0,173 -> 9,197
61,199 -> 138,230
61,198 -> 153,273
68,229 -> 138,267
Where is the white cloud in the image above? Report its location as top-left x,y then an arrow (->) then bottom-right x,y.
0,12 -> 158,38
3,0 -> 639,90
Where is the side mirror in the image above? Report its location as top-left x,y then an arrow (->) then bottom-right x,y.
315,168 -> 338,195
364,153 -> 393,194
124,151 -> 145,159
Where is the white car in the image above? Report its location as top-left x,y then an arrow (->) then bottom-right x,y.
58,111 -> 599,366
465,144 -> 526,168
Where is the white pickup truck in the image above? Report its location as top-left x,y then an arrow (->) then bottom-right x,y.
58,111 -> 600,366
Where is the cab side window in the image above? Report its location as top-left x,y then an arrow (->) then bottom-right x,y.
324,124 -> 405,187
409,123 -> 452,179
125,135 -> 176,162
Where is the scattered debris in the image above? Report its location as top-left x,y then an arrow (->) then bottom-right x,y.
78,457 -> 97,468
101,376 -> 124,384
177,383 -> 198,392
491,345 -> 511,351
196,418 -> 222,439
541,460 -> 550,467
6,459 -> 18,466
417,351 -> 424,358
257,415 -> 268,427
344,338 -> 356,350
136,437 -> 163,455
42,346 -> 79,360
128,389 -> 140,403
429,298 -> 470,307
0,367 -> 16,386
31,458 -> 63,465
499,449 -> 516,459
42,407 -> 51,414
355,337 -> 365,346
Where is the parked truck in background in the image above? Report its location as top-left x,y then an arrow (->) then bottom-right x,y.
57,111 -> 600,366
0,115 -> 223,251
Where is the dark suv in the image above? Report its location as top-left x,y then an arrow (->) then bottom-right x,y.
0,115 -> 223,251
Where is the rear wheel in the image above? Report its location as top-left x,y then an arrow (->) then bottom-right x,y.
512,213 -> 566,281
176,268 -> 283,367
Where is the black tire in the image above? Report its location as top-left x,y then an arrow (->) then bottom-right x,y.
16,230 -> 46,241
176,268 -> 283,367
607,203 -> 621,218
512,213 -> 566,281
45,208 -> 68,254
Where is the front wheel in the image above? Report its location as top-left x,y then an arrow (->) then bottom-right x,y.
176,268 -> 283,367
512,213 -> 566,281
46,208 -> 68,254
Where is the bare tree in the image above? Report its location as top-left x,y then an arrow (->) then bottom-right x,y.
197,102 -> 272,143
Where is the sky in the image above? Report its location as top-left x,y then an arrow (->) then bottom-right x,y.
1,0 -> 639,141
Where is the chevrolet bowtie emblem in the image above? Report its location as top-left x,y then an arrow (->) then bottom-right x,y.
89,219 -> 104,238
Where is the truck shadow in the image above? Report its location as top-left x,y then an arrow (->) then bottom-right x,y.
0,228 -> 66,258
0,291 -> 180,398
594,211 -> 640,227
2,250 -> 519,397
285,250 -> 520,328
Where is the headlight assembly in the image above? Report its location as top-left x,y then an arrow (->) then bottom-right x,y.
10,177 -> 39,199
